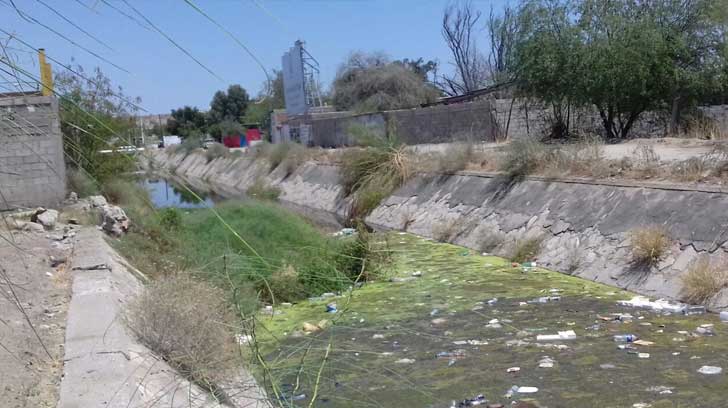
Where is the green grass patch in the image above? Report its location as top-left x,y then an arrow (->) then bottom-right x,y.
115,186 -> 383,313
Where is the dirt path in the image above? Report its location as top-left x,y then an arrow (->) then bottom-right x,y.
0,222 -> 73,408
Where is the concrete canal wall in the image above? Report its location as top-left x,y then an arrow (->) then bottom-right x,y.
147,149 -> 728,311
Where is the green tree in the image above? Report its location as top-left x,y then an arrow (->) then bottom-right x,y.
208,84 -> 249,124
332,51 -> 441,112
242,70 -> 285,135
512,0 -> 728,139
167,106 -> 207,137
393,58 -> 439,82
55,63 -> 140,182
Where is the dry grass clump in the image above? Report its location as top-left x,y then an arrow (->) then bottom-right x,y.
435,143 -> 474,173
511,237 -> 542,263
432,218 -> 462,243
340,143 -> 411,220
247,178 -> 281,201
125,276 -> 238,389
630,226 -> 670,266
478,228 -> 505,252
631,144 -> 661,178
204,143 -> 228,163
498,137 -> 607,180
681,257 -> 728,305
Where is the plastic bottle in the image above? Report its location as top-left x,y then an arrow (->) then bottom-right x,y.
613,334 -> 639,342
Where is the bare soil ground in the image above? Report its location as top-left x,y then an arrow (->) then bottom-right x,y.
0,224 -> 73,408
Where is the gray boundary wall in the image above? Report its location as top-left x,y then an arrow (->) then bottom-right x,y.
0,95 -> 66,209
284,99 -> 500,147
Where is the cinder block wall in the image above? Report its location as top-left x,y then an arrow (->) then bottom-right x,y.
0,95 -> 66,210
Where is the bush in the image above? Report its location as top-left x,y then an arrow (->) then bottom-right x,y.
67,168 -> 100,197
125,276 -> 237,388
101,179 -> 149,207
681,258 -> 728,305
630,226 -> 670,266
92,153 -> 137,183
478,228 -> 505,252
258,265 -> 306,303
499,139 -> 549,179
511,238 -> 542,263
204,143 -> 228,163
339,141 -> 411,221
266,142 -> 293,172
247,179 -> 281,201
158,207 -> 182,230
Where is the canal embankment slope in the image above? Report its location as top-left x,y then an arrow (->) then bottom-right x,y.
147,148 -> 728,311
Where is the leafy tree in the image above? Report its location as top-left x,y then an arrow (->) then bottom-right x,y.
242,70 -> 285,134
332,52 -> 441,112
208,84 -> 249,124
166,105 -> 207,137
55,63 -> 139,182
512,0 -> 728,139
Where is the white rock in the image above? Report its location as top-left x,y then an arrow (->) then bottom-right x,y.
88,195 -> 108,208
36,209 -> 58,230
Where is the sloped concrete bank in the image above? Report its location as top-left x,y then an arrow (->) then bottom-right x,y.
148,149 -> 728,310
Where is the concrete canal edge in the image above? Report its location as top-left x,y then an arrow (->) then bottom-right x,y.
57,227 -> 269,408
146,149 -> 728,311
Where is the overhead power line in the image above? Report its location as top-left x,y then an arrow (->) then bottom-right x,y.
34,0 -> 115,52
0,0 -> 130,74
120,0 -> 224,82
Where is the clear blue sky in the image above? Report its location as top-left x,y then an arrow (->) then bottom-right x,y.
1,0 -> 504,114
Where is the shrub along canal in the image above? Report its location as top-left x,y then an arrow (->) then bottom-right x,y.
137,178 -> 728,408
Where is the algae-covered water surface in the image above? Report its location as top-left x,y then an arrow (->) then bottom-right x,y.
256,233 -> 728,407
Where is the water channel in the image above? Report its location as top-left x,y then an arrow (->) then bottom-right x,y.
140,177 -> 728,408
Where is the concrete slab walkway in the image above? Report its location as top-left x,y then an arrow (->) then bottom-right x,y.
57,228 -> 269,408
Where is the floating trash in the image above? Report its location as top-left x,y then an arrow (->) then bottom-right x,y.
698,365 -> 722,375
536,330 -> 576,341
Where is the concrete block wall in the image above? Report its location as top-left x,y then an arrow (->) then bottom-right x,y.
0,95 -> 66,209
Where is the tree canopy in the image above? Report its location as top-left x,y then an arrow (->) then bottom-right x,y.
208,84 -> 250,124
332,52 -> 441,112
510,0 -> 728,138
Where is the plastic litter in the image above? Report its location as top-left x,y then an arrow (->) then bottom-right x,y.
452,394 -> 487,407
486,319 -> 502,329
720,311 -> 728,322
638,353 -> 650,359
506,367 -> 520,373
613,334 -> 639,343
326,303 -> 337,313
412,271 -> 423,277
530,296 -> 561,304
633,340 -> 655,346
333,228 -> 356,237
683,305 -> 706,315
505,385 -> 538,398
437,350 -> 467,359
538,356 -> 555,368
536,330 -> 576,341
698,365 -> 722,375
618,296 -> 686,313
695,324 -> 715,336
395,358 -> 415,364
487,298 -> 498,306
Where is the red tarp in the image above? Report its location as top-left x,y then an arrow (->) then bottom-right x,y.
223,135 -> 242,148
